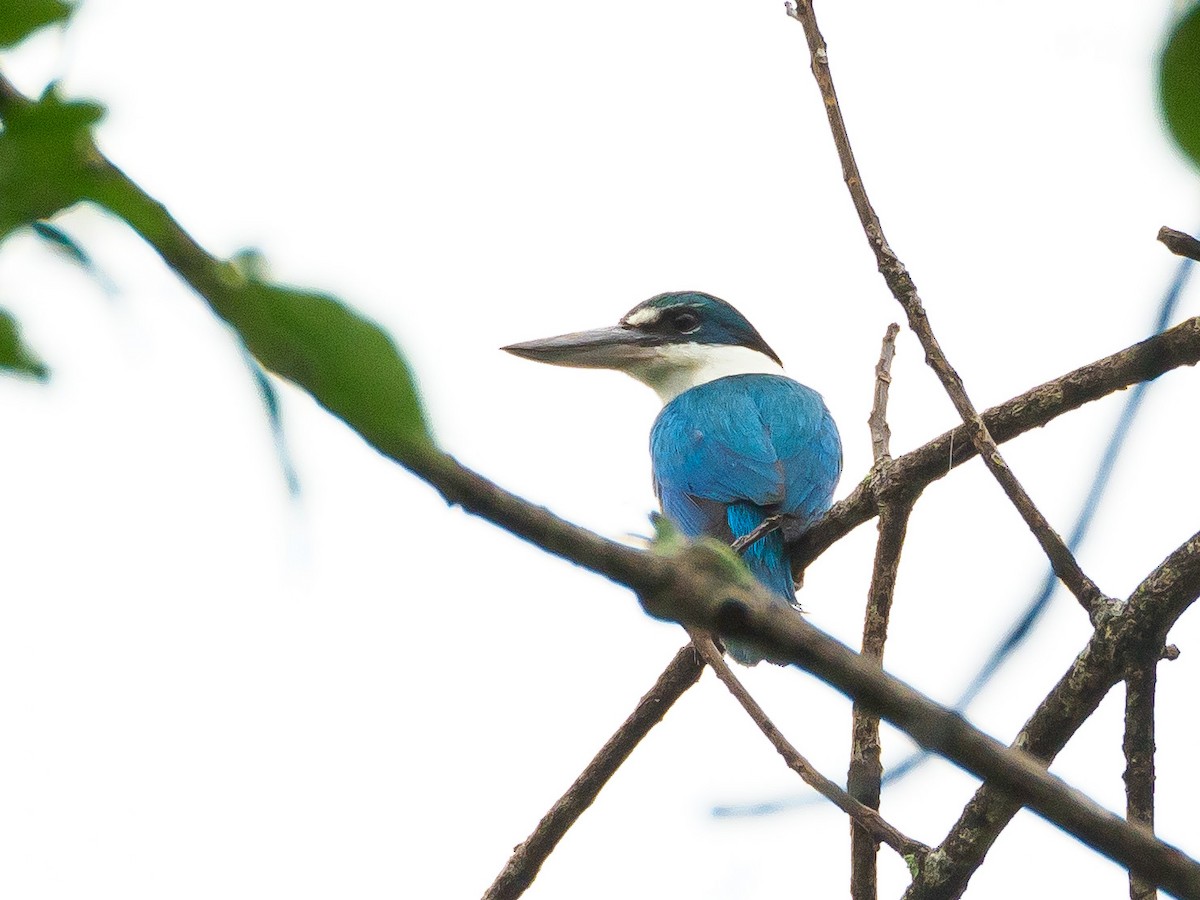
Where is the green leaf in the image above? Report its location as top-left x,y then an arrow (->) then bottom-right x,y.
649,511 -> 686,553
213,271 -> 433,453
0,308 -> 49,380
649,512 -> 756,588
1161,3 -> 1200,169
0,0 -> 72,49
0,86 -> 103,241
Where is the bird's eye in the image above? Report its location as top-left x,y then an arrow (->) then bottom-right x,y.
672,311 -> 700,333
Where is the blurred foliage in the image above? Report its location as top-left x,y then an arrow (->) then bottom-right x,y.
0,0 -> 71,49
0,41 -> 432,453
0,87 -> 102,240
0,307 -> 48,380
1161,3 -> 1200,169
215,276 -> 433,454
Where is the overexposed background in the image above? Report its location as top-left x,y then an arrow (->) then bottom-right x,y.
2,1 -> 1199,897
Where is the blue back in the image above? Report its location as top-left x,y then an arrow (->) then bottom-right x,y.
650,374 -> 841,659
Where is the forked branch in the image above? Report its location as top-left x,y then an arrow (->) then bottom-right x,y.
900,530 -> 1200,899
785,0 -> 1105,618
791,315 -> 1200,574
648,529 -> 1200,899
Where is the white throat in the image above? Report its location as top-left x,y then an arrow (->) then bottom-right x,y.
624,343 -> 786,405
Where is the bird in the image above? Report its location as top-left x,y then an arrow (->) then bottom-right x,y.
503,291 -> 842,664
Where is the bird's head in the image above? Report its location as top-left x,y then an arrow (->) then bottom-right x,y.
502,291 -> 785,404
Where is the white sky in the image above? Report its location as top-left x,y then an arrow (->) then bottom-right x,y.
2,1 -> 1199,897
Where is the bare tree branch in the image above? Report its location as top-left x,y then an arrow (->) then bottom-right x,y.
851,324 -> 907,900
650,529 -> 1200,899
850,499 -> 913,899
686,629 -> 929,862
785,0 -> 1105,618
791,314 -> 1200,575
1158,226 -> 1200,262
482,642 -> 704,900
1125,660 -> 1159,900
901,531 -> 1200,899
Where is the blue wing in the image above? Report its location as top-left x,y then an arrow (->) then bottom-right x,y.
649,374 -> 841,633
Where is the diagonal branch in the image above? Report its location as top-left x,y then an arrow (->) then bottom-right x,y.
785,0 -> 1105,618
652,530 -> 1200,900
790,314 -> 1200,576
687,629 -> 928,862
900,530 -> 1200,899
731,514 -> 784,554
482,642 -> 704,900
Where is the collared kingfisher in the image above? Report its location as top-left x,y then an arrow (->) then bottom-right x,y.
503,291 -> 842,664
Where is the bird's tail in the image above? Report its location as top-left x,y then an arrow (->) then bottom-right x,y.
724,504 -> 798,665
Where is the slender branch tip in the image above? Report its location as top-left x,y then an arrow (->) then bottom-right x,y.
1158,226 -> 1200,262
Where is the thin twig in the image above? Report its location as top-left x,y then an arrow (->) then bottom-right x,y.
686,629 -> 928,861
482,642 -> 704,900
851,326 -> 906,900
785,0 -> 1106,619
850,499 -> 914,899
868,323 -> 901,464
731,514 -> 784,554
1124,659 -> 1159,900
1158,226 -> 1200,262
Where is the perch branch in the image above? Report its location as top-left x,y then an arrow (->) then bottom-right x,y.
482,642 -> 704,900
687,629 -> 928,861
785,0 -> 1105,618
